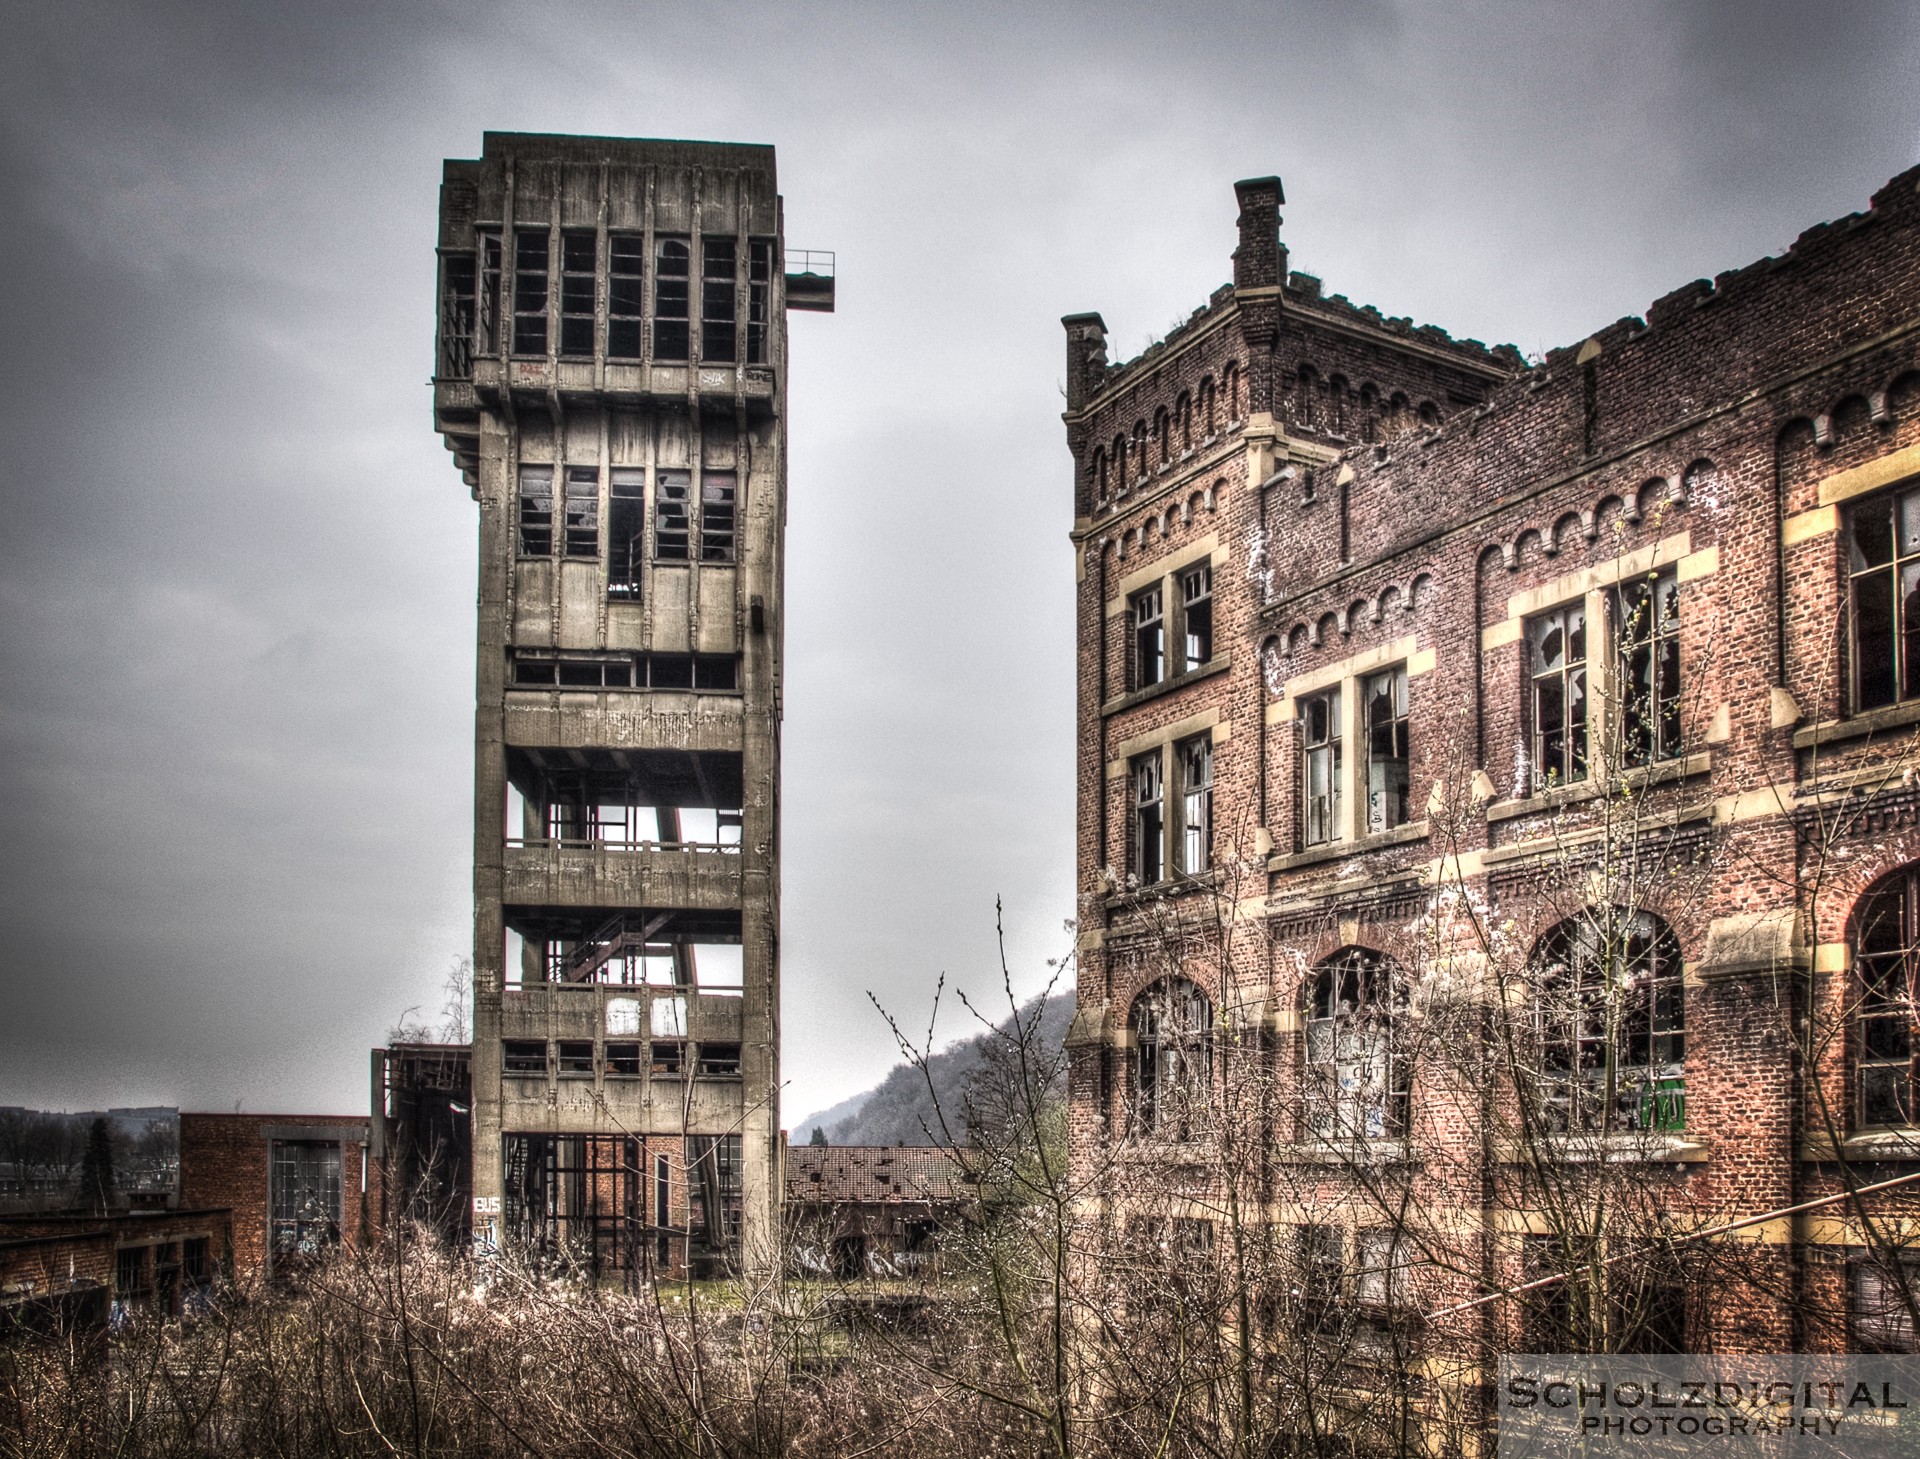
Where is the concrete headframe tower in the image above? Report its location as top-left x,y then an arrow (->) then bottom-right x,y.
431,133 -> 830,1275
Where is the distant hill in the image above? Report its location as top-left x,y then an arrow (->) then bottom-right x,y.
797,989 -> 1074,1147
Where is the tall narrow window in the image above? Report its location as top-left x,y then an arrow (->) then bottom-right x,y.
654,471 -> 690,560
439,252 -> 476,377
654,238 -> 690,361
477,230 -> 502,354
559,230 -> 595,357
1132,586 -> 1165,690
269,1140 -> 343,1262
607,234 -> 644,359
608,470 -> 644,599
1302,688 -> 1342,847
1855,867 -> 1920,1128
1363,665 -> 1410,833
1178,735 -> 1212,874
1847,484 -> 1920,712
1131,978 -> 1212,1138
1181,563 -> 1213,670
517,465 -> 554,556
562,466 -> 599,558
701,237 -> 737,362
1528,603 -> 1588,788
1306,948 -> 1407,1140
512,228 -> 549,355
1131,752 -> 1164,884
700,473 -> 736,563
1612,570 -> 1681,764
746,241 -> 773,364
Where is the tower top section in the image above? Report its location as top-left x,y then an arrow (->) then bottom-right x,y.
432,133 -> 831,490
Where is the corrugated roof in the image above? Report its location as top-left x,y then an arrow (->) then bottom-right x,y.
786,1146 -> 966,1205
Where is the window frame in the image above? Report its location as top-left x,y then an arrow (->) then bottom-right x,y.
1130,584 -> 1165,691
1300,686 -> 1343,848
517,465 -> 555,558
700,473 -> 737,563
606,232 -> 645,360
1609,568 -> 1682,766
654,471 -> 691,561
558,229 -> 596,359
1131,978 -> 1213,1139
1854,867 -> 1920,1130
1180,563 -> 1213,672
607,468 -> 645,598
1130,751 -> 1164,885
1362,664 -> 1410,834
700,236 -> 738,363
1177,734 -> 1212,876
653,236 -> 691,362
562,465 -> 600,558
1527,601 -> 1589,790
511,227 -> 550,357
1304,947 -> 1409,1142
1846,481 -> 1920,714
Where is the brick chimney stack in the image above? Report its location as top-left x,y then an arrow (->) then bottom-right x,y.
1232,176 -> 1286,291
1062,312 -> 1109,413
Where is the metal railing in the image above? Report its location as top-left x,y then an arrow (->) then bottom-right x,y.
786,249 -> 835,278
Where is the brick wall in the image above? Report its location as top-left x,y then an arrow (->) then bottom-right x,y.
179,1113 -> 376,1282
1064,161 -> 1920,1384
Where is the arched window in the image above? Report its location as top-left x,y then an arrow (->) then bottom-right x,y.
1295,365 -> 1317,430
1855,867 -> 1920,1127
1132,421 -> 1149,480
1153,407 -> 1170,466
1199,378 -> 1218,437
1531,909 -> 1684,1133
1092,447 -> 1109,499
1328,375 -> 1349,435
1175,392 -> 1193,452
1224,363 -> 1243,422
1113,435 -> 1128,488
1306,948 -> 1408,1140
1132,978 -> 1213,1138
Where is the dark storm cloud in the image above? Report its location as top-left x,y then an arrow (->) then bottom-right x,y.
0,0 -> 1915,1123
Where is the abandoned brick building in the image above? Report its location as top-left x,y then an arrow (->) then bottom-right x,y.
430,134 -> 829,1278
1062,163 -> 1920,1411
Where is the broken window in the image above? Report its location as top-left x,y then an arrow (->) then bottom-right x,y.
512,228 -> 549,355
1301,688 -> 1342,847
1528,602 -> 1587,788
1131,977 -> 1212,1138
605,1042 -> 642,1077
503,1040 -> 547,1075
1131,751 -> 1163,884
655,471 -> 690,560
1852,1253 -> 1920,1351
269,1140 -> 343,1262
517,465 -> 554,556
650,1041 -> 685,1076
439,251 -> 477,377
608,469 -> 644,597
701,237 -> 737,362
557,1041 -> 595,1077
651,654 -> 693,688
693,656 -> 737,691
697,1042 -> 742,1077
1180,563 -> 1212,670
1177,734 -> 1211,875
1848,484 -> 1920,712
700,473 -> 736,562
746,240 -> 773,364
653,237 -> 690,361
1355,1228 -> 1411,1307
563,465 -> 599,557
1363,665 -> 1410,833
607,233 -> 644,359
1612,570 -> 1681,763
1297,1223 -> 1344,1304
1855,867 -> 1920,1128
1532,909 -> 1684,1133
1131,585 -> 1165,690
559,230 -> 595,357
477,229 -> 502,354
687,1134 -> 743,1273
1306,947 -> 1407,1140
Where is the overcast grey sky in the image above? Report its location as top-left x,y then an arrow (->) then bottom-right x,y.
1,0 -> 1916,1127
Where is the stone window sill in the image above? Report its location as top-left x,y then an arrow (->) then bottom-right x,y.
1793,698 -> 1920,750
1279,1138 -> 1417,1166
1801,1128 -> 1920,1161
1497,1132 -> 1706,1164
1103,654 -> 1231,717
1269,819 -> 1431,872
1484,751 -> 1711,823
